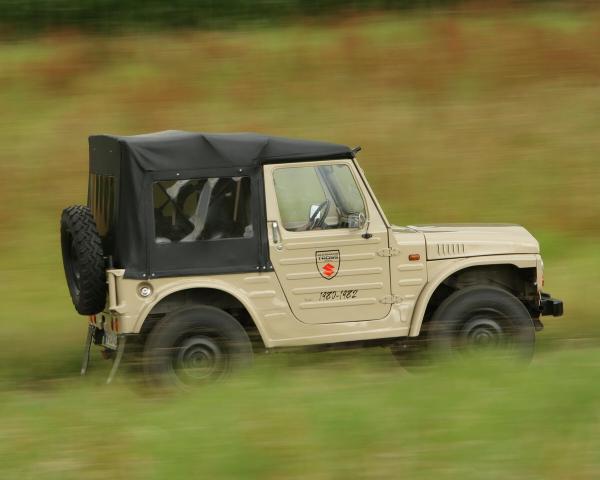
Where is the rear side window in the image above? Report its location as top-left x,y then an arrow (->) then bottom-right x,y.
153,177 -> 252,243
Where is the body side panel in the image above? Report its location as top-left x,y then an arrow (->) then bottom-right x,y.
106,256 -> 538,347
107,270 -> 411,347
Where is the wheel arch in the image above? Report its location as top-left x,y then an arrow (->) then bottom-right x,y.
409,255 -> 539,337
133,283 -> 269,349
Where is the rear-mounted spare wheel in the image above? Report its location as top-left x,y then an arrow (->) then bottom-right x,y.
60,205 -> 106,315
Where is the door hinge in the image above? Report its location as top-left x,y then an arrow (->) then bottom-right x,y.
380,294 -> 402,304
377,247 -> 400,257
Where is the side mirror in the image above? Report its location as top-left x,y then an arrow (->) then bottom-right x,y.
309,204 -> 320,220
348,212 -> 366,229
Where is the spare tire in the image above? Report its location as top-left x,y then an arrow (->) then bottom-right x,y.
60,205 -> 106,315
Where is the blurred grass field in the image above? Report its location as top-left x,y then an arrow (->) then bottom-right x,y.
2,6 -> 600,478
3,349 -> 600,480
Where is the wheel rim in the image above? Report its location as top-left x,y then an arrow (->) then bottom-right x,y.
171,335 -> 227,385
458,310 -> 510,351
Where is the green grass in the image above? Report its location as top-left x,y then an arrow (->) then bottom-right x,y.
3,349 -> 600,479
2,7 -> 600,478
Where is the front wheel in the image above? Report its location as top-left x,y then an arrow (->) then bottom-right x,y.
391,286 -> 535,371
428,285 -> 536,362
143,306 -> 253,389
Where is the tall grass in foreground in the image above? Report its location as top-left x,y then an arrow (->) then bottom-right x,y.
2,348 -> 600,479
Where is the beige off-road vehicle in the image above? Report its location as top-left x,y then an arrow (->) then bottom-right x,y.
61,131 -> 563,386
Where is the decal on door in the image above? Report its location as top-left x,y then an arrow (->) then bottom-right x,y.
319,289 -> 358,301
316,250 -> 340,280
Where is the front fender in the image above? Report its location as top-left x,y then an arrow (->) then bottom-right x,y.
408,254 -> 539,336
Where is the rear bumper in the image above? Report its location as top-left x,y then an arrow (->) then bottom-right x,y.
540,292 -> 564,317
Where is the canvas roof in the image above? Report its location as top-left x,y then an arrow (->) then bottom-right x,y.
90,130 -> 354,172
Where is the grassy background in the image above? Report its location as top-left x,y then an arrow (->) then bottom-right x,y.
2,6 -> 600,478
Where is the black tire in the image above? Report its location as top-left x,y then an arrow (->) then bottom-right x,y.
60,205 -> 106,315
143,306 -> 253,389
427,285 -> 535,362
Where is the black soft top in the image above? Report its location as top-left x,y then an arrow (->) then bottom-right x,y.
90,130 -> 353,172
88,130 -> 356,279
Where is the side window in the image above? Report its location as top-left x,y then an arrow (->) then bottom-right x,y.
153,177 -> 252,243
273,164 -> 366,232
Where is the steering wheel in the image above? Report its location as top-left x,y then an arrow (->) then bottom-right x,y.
308,200 -> 331,230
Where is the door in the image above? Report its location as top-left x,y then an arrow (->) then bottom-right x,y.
264,160 -> 392,324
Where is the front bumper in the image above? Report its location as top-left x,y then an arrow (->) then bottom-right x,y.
540,292 -> 564,317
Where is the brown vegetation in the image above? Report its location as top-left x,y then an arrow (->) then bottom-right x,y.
2,10 -> 600,240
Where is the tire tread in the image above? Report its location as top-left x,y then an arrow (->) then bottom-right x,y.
60,205 -> 106,315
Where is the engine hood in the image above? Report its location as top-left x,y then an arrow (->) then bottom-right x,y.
399,224 -> 539,260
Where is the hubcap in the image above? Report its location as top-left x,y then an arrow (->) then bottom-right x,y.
460,315 -> 505,350
172,335 -> 226,384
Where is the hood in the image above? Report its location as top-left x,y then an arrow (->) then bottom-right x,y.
399,224 -> 539,260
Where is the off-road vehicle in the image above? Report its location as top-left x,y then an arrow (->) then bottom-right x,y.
60,131 -> 563,386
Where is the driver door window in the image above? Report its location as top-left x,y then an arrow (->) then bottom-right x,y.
273,164 -> 365,231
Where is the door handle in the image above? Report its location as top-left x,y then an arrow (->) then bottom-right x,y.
271,221 -> 282,245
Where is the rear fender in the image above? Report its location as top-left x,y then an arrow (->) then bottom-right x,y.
107,271 -> 271,345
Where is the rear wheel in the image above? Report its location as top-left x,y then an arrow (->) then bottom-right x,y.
143,306 -> 253,389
